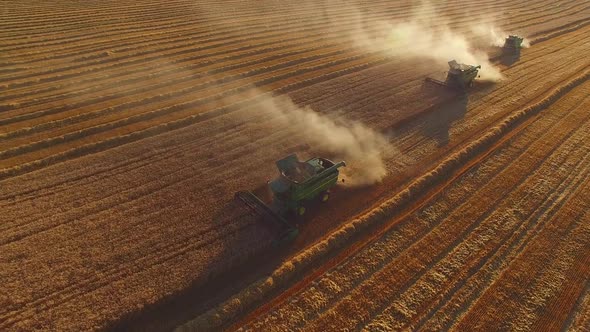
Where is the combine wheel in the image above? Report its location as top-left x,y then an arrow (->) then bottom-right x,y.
321,192 -> 330,202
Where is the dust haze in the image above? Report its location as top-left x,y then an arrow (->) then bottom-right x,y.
351,1 -> 517,81
257,94 -> 390,186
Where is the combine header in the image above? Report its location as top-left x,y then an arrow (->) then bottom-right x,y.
236,154 -> 346,245
426,60 -> 481,90
503,35 -> 524,53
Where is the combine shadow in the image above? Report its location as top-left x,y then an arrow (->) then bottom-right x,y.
108,190 -> 289,332
420,94 -> 469,147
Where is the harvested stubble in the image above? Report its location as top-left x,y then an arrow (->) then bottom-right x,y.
178,68 -> 590,331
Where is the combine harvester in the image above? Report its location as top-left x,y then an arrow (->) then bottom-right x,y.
236,153 -> 346,245
503,35 -> 524,53
426,60 -> 481,91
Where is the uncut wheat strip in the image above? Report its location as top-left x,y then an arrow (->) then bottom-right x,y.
0,0 -> 253,37
177,62 -> 590,332
2,0 -> 560,92
0,1 -> 380,59
0,2 -> 434,98
363,122 -> 590,331
0,29 -> 362,108
0,0 -> 434,64
452,202 -> 590,331
0,0 -> 392,38
9,0 -> 580,74
244,80 -> 590,330
1,39 -> 358,115
1,33 -> 370,120
2,0 -> 560,91
3,0 -> 552,67
240,80 -> 590,331
0,0 -> 195,24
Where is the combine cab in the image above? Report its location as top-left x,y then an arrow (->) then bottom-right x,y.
236,154 -> 346,245
503,35 -> 524,52
426,60 -> 481,90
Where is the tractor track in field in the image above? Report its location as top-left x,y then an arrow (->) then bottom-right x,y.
2,1 -> 590,330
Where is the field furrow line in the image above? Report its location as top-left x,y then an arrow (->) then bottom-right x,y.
0,0 -> 568,91
451,192 -> 590,330
1,0 -> 580,127
5,30 -> 590,184
0,24 -> 590,165
304,98 -> 590,331
561,282 -> 590,331
0,0 -> 518,53
239,79 -> 590,332
184,63 -> 590,332
0,112 -> 280,232
0,51 -> 386,159
367,126 -> 590,331
0,0 -> 520,91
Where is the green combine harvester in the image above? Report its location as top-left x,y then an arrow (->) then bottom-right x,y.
236,153 -> 346,245
426,60 -> 481,90
503,35 -> 524,52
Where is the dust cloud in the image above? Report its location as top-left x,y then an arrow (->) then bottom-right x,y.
257,94 -> 390,186
471,24 -> 530,48
352,1 -> 505,81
